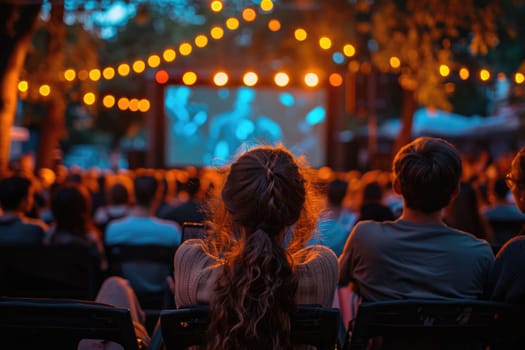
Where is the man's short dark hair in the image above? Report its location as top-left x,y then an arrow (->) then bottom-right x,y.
327,179 -> 348,206
0,176 -> 32,211
393,137 -> 462,213
134,175 -> 158,207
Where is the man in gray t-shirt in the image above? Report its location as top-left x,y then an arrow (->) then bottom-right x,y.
338,137 -> 494,301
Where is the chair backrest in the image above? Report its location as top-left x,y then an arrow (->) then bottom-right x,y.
0,245 -> 101,300
159,304 -> 341,350
346,299 -> 525,350
0,297 -> 140,350
105,244 -> 177,309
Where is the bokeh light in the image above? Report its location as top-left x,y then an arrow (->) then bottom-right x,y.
103,95 -> 115,108
389,56 -> 401,69
179,42 -> 192,56
118,97 -> 129,110
88,69 -> 101,81
162,48 -> 176,62
294,28 -> 307,41
329,73 -> 343,87
459,67 -> 470,80
194,34 -> 208,48
138,99 -> 151,112
210,0 -> 223,12
210,26 -> 224,39
102,67 -> 115,80
304,72 -> 319,87
147,54 -> 161,68
64,69 -> 76,81
260,0 -> 274,12
268,19 -> 281,32
132,60 -> 146,73
480,69 -> 490,81
515,72 -> 525,84
274,72 -> 290,87
129,98 -> 139,112
83,92 -> 96,105
117,63 -> 130,77
18,80 -> 28,92
39,84 -> 51,96
155,70 -> 169,84
182,71 -> 198,85
243,71 -> 258,86
242,8 -> 256,22
343,44 -> 356,57
439,64 -> 450,77
213,71 -> 229,86
226,17 -> 239,30
319,37 -> 332,50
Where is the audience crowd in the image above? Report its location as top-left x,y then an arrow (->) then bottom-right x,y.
2,137 -> 525,349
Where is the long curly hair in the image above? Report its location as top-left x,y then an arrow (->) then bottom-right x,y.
205,145 -> 320,350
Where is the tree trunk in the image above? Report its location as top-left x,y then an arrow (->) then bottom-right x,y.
36,2 -> 65,170
0,3 -> 41,176
392,88 -> 416,156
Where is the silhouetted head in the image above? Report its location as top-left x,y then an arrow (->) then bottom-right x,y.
0,176 -> 32,212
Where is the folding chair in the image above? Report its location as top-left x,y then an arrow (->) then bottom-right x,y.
0,297 -> 141,350
159,304 -> 341,350
345,299 -> 525,350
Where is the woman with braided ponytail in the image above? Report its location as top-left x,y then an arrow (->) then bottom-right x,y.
174,145 -> 338,350
78,145 -> 337,350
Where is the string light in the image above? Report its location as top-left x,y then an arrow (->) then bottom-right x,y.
260,0 -> 274,12
243,71 -> 258,86
102,67 -> 115,80
195,35 -> 209,48
274,72 -> 290,87
17,81 -> 29,92
182,71 -> 198,85
179,42 -> 193,56
294,28 -> 307,41
304,72 -> 320,87
213,71 -> 229,86
242,8 -> 257,22
210,0 -> 223,12
226,17 -> 240,30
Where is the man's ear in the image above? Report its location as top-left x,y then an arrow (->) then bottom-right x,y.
393,177 -> 402,195
449,183 -> 460,203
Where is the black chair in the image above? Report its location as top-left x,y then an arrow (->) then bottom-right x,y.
158,304 -> 341,350
0,296 -> 141,350
0,245 -> 102,300
345,299 -> 525,350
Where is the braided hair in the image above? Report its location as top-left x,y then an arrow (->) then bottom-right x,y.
206,145 -> 314,350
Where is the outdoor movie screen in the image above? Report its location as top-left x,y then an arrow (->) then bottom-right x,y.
163,85 -> 327,168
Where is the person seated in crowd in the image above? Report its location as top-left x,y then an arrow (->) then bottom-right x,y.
84,145 -> 338,350
489,146 -> 525,303
93,181 -> 132,237
158,175 -> 206,226
339,137 -> 494,303
0,175 -> 47,245
355,180 -> 396,224
104,171 -> 181,308
483,177 -> 525,253
309,178 -> 357,256
443,180 -> 491,240
48,182 -> 107,271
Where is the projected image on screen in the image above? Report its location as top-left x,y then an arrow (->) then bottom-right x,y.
164,85 -> 327,167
